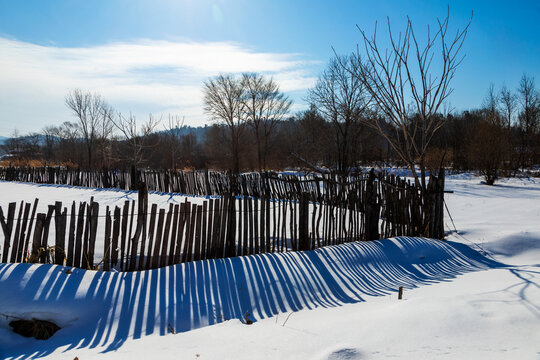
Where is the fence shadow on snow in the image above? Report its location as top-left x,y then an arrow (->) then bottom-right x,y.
0,236 -> 505,359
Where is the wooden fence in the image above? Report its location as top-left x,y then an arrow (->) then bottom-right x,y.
0,166 -> 439,203
0,169 -> 445,271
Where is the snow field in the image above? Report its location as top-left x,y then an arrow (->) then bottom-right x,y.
0,173 -> 539,359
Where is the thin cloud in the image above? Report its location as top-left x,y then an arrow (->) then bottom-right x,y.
0,37 -> 317,134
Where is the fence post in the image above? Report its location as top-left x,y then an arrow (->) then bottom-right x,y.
41,205 -> 55,263
104,207 -> 111,271
30,213 -> 46,263
429,167 -> 445,240
365,169 -> 380,241
87,201 -> 99,269
130,182 -> 147,271
298,192 -> 310,251
224,172 -> 238,258
438,168 -> 445,239
130,165 -> 139,191
54,201 -> 66,265
0,202 -> 16,263
205,170 -> 212,195
225,194 -> 236,258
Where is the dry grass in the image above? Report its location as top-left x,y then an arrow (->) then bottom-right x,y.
0,159 -> 77,168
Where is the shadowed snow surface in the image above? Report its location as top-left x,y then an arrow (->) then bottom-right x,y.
0,237 -> 502,359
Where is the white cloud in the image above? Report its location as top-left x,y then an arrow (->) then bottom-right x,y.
0,37 -> 317,135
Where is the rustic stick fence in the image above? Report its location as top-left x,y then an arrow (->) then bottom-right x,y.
0,168 -> 445,271
0,166 -> 438,201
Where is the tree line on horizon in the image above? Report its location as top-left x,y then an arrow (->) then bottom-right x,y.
2,11 -> 539,186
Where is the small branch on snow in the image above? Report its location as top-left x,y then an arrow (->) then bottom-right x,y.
281,312 -> 294,327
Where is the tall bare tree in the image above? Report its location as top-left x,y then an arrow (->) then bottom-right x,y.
110,113 -> 160,168
483,83 -> 499,115
309,55 -> 370,174
97,103 -> 115,169
498,84 -> 518,172
467,88 -> 507,185
517,74 -> 540,168
499,85 -> 517,131
42,126 -> 59,166
468,113 -> 507,185
242,73 -> 292,170
65,89 -> 112,169
203,74 -> 245,174
348,9 -> 471,191
163,114 -> 185,170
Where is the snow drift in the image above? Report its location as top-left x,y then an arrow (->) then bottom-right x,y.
0,236 -> 503,359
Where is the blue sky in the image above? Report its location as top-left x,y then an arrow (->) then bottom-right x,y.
0,0 -> 539,136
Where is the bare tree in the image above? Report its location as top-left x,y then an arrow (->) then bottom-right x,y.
110,113 -> 160,168
468,114 -> 507,185
203,74 -> 245,174
65,89 -> 112,169
498,84 -> 518,173
348,9 -> 471,191
468,88 -> 507,185
42,126 -> 59,166
289,106 -> 334,170
163,115 -> 185,170
52,121 -> 83,167
242,73 -> 292,170
499,85 -> 517,131
97,103 -> 115,169
483,83 -> 499,115
517,74 -> 540,168
309,55 -> 370,174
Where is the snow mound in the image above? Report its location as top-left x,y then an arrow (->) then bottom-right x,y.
0,237 -> 503,359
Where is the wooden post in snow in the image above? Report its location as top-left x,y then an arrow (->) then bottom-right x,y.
298,192 -> 310,251
365,169 -> 380,241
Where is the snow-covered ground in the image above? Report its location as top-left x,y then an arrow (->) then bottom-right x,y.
0,174 -> 539,359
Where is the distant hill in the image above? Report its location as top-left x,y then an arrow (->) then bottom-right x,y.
0,126 -> 212,152
156,125 -> 211,142
0,136 -> 8,155
0,133 -> 53,146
